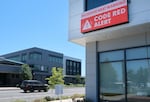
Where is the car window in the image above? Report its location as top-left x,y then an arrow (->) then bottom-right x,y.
21,80 -> 43,85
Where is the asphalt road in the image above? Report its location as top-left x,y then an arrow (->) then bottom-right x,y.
0,87 -> 85,102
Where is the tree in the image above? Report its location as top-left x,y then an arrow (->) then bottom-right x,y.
100,62 -> 117,88
21,64 -> 32,80
136,67 -> 148,86
81,77 -> 85,85
75,75 -> 81,84
46,67 -> 64,89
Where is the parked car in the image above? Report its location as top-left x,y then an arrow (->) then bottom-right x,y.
20,80 -> 48,93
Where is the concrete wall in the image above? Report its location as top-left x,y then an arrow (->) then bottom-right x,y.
86,42 -> 98,102
69,0 -> 84,40
98,33 -> 150,52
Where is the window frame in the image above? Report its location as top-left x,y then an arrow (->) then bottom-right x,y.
98,45 -> 150,101
29,52 -> 42,60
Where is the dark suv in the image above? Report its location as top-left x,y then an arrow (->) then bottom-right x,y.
20,80 -> 48,93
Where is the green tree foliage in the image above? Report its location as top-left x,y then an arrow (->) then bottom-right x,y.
75,75 -> 81,84
81,77 -> 85,85
136,67 -> 148,84
100,63 -> 117,88
128,67 -> 149,86
46,67 -> 64,88
21,64 -> 32,80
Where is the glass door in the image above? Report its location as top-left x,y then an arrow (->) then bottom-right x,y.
100,62 -> 125,102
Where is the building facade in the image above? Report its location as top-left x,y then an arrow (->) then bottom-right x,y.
69,0 -> 150,102
1,47 -> 82,86
1,47 -> 63,83
63,56 -> 82,84
0,57 -> 23,86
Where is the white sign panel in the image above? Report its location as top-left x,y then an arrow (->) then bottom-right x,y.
55,84 -> 63,95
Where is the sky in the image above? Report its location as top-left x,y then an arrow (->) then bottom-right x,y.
0,0 -> 85,76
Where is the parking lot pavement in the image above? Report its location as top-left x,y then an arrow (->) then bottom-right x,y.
0,87 -> 20,91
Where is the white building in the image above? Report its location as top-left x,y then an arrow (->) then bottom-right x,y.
68,0 -> 150,102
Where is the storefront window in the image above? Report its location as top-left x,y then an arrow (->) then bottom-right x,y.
126,47 -> 148,60
99,46 -> 150,101
100,62 -> 125,101
100,50 -> 125,101
127,60 -> 150,101
100,50 -> 124,62
148,47 -> 150,58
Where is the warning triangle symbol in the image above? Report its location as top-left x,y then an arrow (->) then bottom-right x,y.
82,20 -> 92,30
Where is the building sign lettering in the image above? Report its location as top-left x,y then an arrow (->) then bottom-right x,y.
81,0 -> 128,33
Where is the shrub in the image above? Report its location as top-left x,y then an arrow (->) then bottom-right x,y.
44,96 -> 50,101
44,96 -> 55,101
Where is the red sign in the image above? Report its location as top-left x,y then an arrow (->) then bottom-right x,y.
81,0 -> 128,33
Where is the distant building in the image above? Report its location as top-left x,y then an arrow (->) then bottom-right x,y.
0,57 -> 23,86
0,47 -> 82,86
63,56 -> 82,84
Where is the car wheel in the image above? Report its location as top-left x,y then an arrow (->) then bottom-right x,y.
44,89 -> 48,92
30,89 -> 34,92
24,90 -> 27,93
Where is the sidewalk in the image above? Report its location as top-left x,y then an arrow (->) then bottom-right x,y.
0,87 -> 20,91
